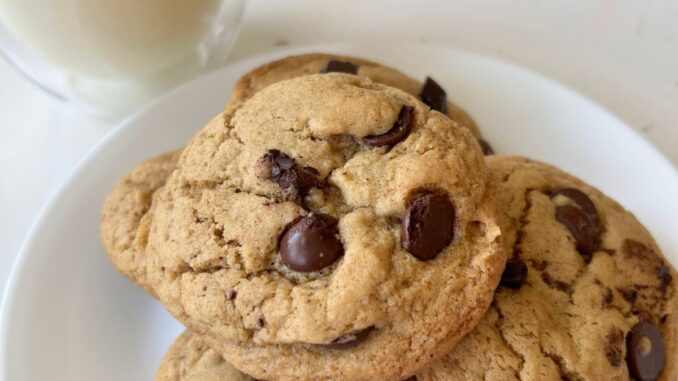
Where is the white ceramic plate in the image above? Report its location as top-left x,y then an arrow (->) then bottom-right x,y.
2,43 -> 677,381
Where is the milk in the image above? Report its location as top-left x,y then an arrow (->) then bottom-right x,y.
0,0 -> 223,81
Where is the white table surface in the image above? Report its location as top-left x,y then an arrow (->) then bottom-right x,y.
1,0 -> 677,296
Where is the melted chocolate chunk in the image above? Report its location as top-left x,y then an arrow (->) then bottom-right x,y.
478,139 -> 495,155
258,149 -> 321,201
551,188 -> 598,224
500,258 -> 528,289
555,205 -> 598,257
322,326 -> 374,349
551,188 -> 600,256
279,213 -> 343,272
401,190 -> 455,261
321,60 -> 358,75
364,106 -> 414,147
626,320 -> 665,381
605,328 -> 625,367
419,77 -> 448,114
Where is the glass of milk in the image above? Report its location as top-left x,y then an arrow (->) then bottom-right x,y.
0,0 -> 246,117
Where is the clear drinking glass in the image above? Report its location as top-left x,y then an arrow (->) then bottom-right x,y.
0,0 -> 246,118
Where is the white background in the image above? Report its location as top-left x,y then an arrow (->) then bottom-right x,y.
1,0 -> 677,295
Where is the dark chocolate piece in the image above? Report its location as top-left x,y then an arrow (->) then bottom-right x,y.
364,106 -> 414,147
401,190 -> 455,261
419,77 -> 448,114
626,320 -> 665,381
258,149 -> 321,201
500,258 -> 528,289
321,60 -> 358,75
280,213 -> 343,272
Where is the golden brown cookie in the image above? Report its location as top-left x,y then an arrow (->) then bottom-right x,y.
100,53 -> 489,294
145,74 -> 504,380
155,331 -> 256,381
100,150 -> 181,294
417,156 -> 677,381
229,53 -> 483,140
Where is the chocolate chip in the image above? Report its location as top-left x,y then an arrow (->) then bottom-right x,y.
554,205 -> 598,257
322,326 -> 374,349
321,60 -> 358,75
226,290 -> 237,300
403,377 -> 417,381
419,77 -> 448,114
364,106 -> 414,147
478,139 -> 495,155
401,190 -> 455,261
280,213 -> 343,272
626,320 -> 665,381
500,258 -> 528,289
605,328 -> 625,367
551,188 -> 600,256
258,149 -> 321,201
551,188 -> 598,222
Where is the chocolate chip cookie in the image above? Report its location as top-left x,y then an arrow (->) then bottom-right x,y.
100,150 -> 181,294
145,74 -> 504,380
155,331 -> 256,381
417,156 -> 677,381
100,52 -> 491,295
229,53 -> 485,141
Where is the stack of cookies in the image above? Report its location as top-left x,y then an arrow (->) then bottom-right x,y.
101,54 -> 677,381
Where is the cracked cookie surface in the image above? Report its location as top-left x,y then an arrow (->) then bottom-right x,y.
229,53 -> 483,139
155,331 -> 256,381
145,74 -> 504,380
100,53 -> 488,295
417,156 -> 677,381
